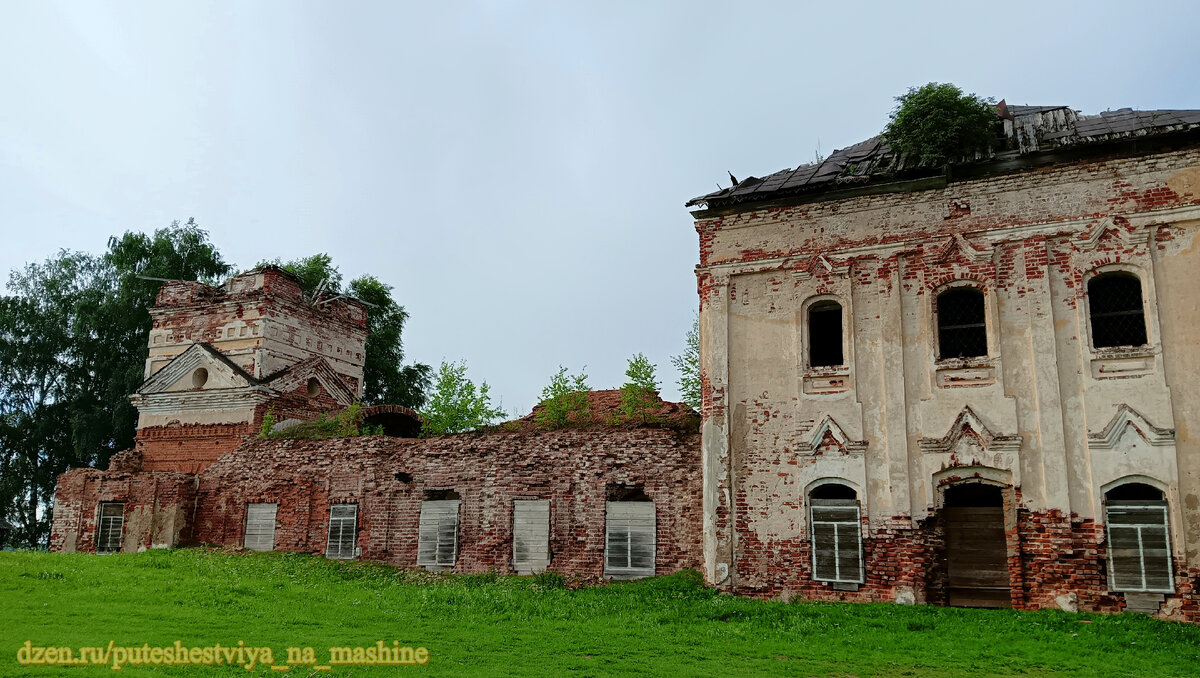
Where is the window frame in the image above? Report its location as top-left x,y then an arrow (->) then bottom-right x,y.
1085,269 -> 1150,351
934,284 -> 990,361
96,502 -> 125,555
512,499 -> 551,575
1105,498 -> 1174,594
800,294 -> 850,372
809,497 -> 865,585
244,502 -> 278,552
604,500 -> 656,579
417,499 -> 461,570
325,503 -> 359,560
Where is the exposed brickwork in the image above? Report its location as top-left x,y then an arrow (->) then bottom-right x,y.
52,426 -> 702,579
50,469 -> 198,554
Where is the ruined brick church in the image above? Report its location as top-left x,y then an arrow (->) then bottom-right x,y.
53,102 -> 1200,622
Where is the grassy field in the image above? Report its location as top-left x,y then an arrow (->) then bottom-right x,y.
2,549 -> 1199,677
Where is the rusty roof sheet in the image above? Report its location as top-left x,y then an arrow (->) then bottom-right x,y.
688,104 -> 1200,210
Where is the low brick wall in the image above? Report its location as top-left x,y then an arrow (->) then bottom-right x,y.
53,427 -> 704,580
50,469 -> 198,553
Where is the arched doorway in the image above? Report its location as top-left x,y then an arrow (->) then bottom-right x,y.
943,483 -> 1011,608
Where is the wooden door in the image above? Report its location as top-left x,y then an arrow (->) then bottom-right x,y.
944,505 -> 1011,608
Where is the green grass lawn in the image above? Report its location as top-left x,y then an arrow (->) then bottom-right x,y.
1,549 -> 1198,677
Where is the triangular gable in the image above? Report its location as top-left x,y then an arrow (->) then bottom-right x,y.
934,233 -> 991,264
261,355 -> 357,405
805,415 -> 867,455
792,254 -> 849,281
919,405 -> 1021,455
1077,216 -> 1151,251
1088,404 -> 1175,449
136,343 -> 258,395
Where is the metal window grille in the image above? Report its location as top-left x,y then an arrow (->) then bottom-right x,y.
417,500 -> 460,569
1106,501 -> 1173,593
808,302 -> 844,368
1088,274 -> 1147,348
810,498 -> 864,583
325,504 -> 358,560
244,503 -> 278,551
604,501 -> 656,579
96,503 -> 124,554
512,500 -> 550,574
937,288 -> 988,359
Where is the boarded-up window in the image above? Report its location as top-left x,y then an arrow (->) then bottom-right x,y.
417,500 -> 460,569
325,504 -> 358,560
810,488 -> 863,584
604,501 -> 655,579
1107,501 -> 1173,593
244,502 -> 278,551
96,503 -> 124,554
513,500 -> 550,574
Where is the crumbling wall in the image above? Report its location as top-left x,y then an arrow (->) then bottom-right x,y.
50,469 -> 198,554
191,428 -> 702,577
695,141 -> 1200,621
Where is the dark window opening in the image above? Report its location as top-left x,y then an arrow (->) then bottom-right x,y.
810,483 -> 857,501
1088,273 -> 1147,348
944,483 -> 1003,508
937,288 -> 987,359
1105,482 -> 1163,502
808,301 -> 844,368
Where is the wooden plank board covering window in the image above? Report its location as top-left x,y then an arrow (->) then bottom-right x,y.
325,504 -> 358,560
1107,501 -> 1173,593
945,505 -> 1011,608
604,501 -> 655,579
417,500 -> 460,570
244,503 -> 278,552
96,503 -> 124,554
810,499 -> 863,583
512,500 -> 550,574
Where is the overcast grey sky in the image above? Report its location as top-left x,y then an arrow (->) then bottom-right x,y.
3,1 -> 1199,414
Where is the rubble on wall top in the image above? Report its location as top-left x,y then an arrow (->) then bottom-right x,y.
687,103 -> 1200,213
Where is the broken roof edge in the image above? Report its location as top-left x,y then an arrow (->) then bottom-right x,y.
688,104 -> 1200,216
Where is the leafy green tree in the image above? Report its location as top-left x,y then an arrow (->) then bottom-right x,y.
419,361 -> 505,436
883,82 -> 998,166
620,353 -> 661,423
259,254 -> 431,409
534,366 -> 591,430
0,220 -> 229,547
671,313 -> 701,412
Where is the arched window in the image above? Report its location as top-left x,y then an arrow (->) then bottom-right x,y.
808,300 -> 844,368
809,482 -> 863,584
936,287 -> 987,359
1104,483 -> 1172,593
1088,273 -> 1147,348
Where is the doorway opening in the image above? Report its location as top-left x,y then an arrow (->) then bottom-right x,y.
942,483 -> 1011,608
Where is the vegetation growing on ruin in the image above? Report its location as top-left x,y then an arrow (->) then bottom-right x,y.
619,353 -> 661,423
419,361 -> 506,436
533,366 -> 592,429
3,548 -> 1199,677
258,402 -> 383,440
883,82 -> 999,166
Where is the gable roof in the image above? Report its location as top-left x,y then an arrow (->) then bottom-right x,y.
136,343 -> 259,395
688,104 -> 1200,213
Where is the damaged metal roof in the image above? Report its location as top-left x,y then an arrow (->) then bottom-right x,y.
687,104 -> 1200,212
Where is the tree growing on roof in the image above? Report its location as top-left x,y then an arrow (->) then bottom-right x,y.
257,254 -> 432,410
534,366 -> 591,429
883,82 -> 998,167
620,353 -> 661,423
418,361 -> 505,436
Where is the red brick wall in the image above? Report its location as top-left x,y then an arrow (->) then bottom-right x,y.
190,429 -> 702,577
50,469 -> 198,554
136,423 -> 256,473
